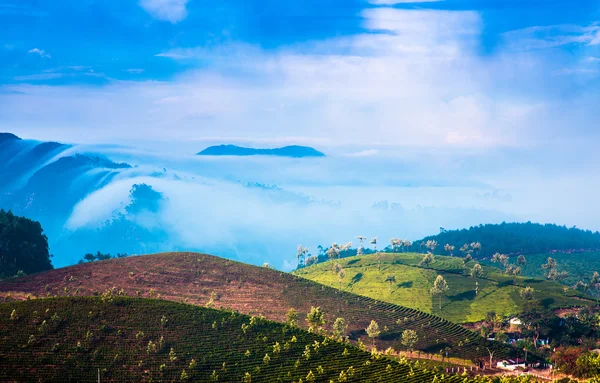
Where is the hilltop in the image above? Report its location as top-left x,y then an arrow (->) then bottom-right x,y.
414,222 -> 600,259
0,296 -> 473,382
0,252 -> 516,362
294,252 -> 591,323
197,144 -> 326,158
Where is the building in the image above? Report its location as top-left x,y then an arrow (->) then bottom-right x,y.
497,359 -> 526,371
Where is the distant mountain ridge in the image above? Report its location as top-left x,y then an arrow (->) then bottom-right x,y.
197,144 -> 325,157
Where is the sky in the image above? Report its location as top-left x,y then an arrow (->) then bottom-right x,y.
0,0 -> 598,149
1,0 -> 600,268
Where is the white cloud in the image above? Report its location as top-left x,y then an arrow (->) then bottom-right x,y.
501,24 -> 600,51
125,68 -> 145,74
2,8 -> 598,153
28,48 -> 51,58
139,0 -> 189,23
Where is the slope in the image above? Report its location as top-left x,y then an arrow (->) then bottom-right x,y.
0,252 -> 515,362
0,296 -> 476,383
293,252 -> 591,323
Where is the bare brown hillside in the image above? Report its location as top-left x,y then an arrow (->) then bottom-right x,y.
0,252 -> 515,361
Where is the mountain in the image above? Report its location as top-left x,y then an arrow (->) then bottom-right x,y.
294,252 -> 592,323
197,144 -> 326,158
0,252 -> 517,362
414,222 -> 600,259
0,132 -> 21,142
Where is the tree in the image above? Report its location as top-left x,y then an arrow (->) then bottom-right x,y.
370,237 -> 377,252
286,308 -> 299,327
430,275 -> 449,310
470,242 -> 482,257
0,210 -> 53,278
400,329 -> 419,355
471,263 -> 485,279
462,254 -> 472,265
385,274 -> 396,293
337,267 -> 346,290
390,238 -> 402,253
459,243 -> 470,255
573,281 -> 589,293
357,236 -> 366,255
425,240 -> 438,253
520,287 -> 535,301
326,244 -> 340,272
543,257 -> 569,281
366,320 -> 380,346
506,264 -> 522,285
419,252 -> 434,267
297,245 -> 309,268
444,244 -> 454,256
521,300 -> 552,349
306,306 -> 325,333
517,255 -> 527,267
333,318 -> 348,341
403,240 -> 412,253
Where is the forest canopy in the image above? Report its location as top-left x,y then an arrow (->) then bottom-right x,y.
414,222 -> 600,258
0,209 -> 53,278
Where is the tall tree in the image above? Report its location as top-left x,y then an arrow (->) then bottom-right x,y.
366,320 -> 380,346
471,263 -> 485,279
296,245 -> 309,268
306,306 -> 326,333
470,242 -> 482,257
0,210 -> 53,278
332,318 -> 348,341
403,240 -> 412,253
430,275 -> 450,310
356,236 -> 366,255
401,329 -> 419,356
425,240 -> 438,253
444,243 -> 455,256
385,274 -> 396,293
419,252 -> 434,267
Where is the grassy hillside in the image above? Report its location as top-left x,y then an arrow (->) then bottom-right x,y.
0,296 -> 476,382
0,252 -> 515,362
294,252 -> 592,323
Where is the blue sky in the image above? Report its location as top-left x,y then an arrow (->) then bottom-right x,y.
0,0 -> 599,150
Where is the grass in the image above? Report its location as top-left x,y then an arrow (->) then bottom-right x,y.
294,252 -> 592,323
0,252 -> 517,362
0,296 -> 481,382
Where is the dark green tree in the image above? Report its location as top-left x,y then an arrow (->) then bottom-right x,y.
0,210 -> 53,278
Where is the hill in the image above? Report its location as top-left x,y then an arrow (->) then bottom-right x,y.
0,296 -> 475,382
498,251 -> 600,288
293,252 -> 592,323
0,252 -> 516,362
414,222 -> 600,259
197,144 -> 326,158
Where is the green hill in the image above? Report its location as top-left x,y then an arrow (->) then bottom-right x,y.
0,252 -> 516,362
294,252 -> 592,323
414,222 -> 600,259
0,296 -> 474,383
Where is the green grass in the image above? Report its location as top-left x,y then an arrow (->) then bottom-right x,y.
0,296 -> 479,383
294,252 -> 592,323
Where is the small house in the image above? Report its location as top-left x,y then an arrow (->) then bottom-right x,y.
497,359 -> 526,371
